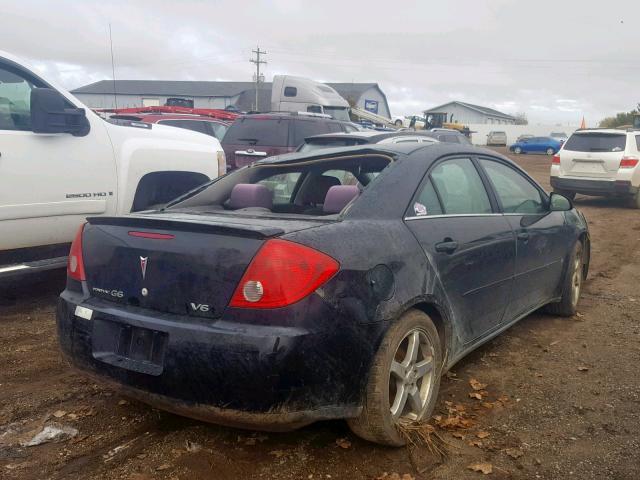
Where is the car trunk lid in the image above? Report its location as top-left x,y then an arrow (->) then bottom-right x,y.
82,212 -> 323,318
560,132 -> 627,178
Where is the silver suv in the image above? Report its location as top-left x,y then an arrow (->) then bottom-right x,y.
550,129 -> 640,208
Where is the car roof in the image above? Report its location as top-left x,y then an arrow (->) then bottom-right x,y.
110,113 -> 229,124
572,128 -> 631,135
235,112 -> 342,122
251,141 -> 498,168
303,130 -> 440,143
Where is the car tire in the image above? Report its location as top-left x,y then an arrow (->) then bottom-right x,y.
553,189 -> 576,201
546,147 -> 555,155
630,190 -> 640,209
347,309 -> 442,446
395,119 -> 403,127
545,241 -> 584,317
514,146 -> 522,154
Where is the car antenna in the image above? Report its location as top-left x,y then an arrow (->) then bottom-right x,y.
108,23 -> 118,109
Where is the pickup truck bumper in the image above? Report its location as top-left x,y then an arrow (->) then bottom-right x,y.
551,177 -> 638,196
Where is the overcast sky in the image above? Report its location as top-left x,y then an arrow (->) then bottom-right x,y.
2,0 -> 639,125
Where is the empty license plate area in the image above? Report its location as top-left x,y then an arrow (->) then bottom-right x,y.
92,318 -> 168,376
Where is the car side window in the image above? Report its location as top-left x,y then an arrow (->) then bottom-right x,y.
158,119 -> 209,135
258,172 -> 302,204
409,179 -> 443,217
479,159 -> 546,214
0,64 -> 36,131
430,158 -> 492,215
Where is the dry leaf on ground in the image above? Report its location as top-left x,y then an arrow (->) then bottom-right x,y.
376,473 -> 415,480
335,438 -> 351,449
578,366 -> 589,371
468,462 -> 493,474
469,378 -> 487,391
476,431 -> 490,439
505,447 -> 523,459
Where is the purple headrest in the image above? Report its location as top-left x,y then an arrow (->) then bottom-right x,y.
323,185 -> 360,214
229,183 -> 273,210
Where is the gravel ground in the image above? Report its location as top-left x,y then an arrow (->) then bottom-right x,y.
1,148 -> 639,479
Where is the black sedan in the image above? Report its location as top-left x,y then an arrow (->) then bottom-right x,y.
57,143 -> 590,446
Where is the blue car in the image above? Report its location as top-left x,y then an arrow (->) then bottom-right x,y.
510,136 -> 562,155
57,143 -> 590,446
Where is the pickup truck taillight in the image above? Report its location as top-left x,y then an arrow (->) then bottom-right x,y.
619,156 -> 639,169
67,223 -> 87,281
229,239 -> 339,309
552,154 -> 560,165
217,151 -> 227,177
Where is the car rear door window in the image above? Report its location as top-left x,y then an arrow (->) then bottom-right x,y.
430,158 -> 492,215
563,132 -> 626,152
479,159 -> 546,214
409,179 -> 443,217
636,135 -> 640,150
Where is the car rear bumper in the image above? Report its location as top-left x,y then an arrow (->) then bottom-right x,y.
57,291 -> 369,431
550,176 -> 638,196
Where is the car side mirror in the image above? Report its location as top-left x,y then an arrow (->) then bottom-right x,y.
31,88 -> 90,136
549,192 -> 572,212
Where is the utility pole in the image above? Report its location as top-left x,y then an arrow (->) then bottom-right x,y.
250,46 -> 267,111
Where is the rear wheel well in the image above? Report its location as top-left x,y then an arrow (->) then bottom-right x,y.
410,302 -> 449,365
131,171 -> 209,212
578,232 -> 590,279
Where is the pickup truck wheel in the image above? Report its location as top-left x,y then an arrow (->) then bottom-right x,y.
132,172 -> 209,212
394,119 -> 403,127
347,309 -> 442,446
545,241 -> 584,317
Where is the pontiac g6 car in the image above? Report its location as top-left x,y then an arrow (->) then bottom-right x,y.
57,143 -> 590,446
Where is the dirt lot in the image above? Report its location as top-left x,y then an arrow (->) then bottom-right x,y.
1,149 -> 639,480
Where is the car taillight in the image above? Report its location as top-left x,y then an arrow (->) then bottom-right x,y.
619,156 -> 639,169
217,150 -> 227,177
67,223 -> 87,281
552,154 -> 560,165
229,239 -> 339,309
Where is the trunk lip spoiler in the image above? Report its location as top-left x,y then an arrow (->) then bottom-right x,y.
87,215 -> 285,239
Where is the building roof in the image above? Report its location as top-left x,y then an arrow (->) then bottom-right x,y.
72,80 -> 382,102
71,80 -> 258,97
424,101 -> 515,120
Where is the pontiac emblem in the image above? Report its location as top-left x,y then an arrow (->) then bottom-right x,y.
140,256 -> 148,280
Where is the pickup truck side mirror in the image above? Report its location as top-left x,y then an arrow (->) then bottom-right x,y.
31,88 -> 90,136
549,192 -> 572,212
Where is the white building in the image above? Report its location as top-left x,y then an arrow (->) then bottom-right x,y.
425,101 -> 516,125
71,80 -> 391,118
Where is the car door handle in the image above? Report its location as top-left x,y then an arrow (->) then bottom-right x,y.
435,240 -> 458,254
517,231 -> 530,241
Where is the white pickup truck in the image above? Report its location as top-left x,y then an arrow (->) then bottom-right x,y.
0,51 -> 225,278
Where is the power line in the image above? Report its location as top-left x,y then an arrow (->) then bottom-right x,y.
250,46 -> 267,110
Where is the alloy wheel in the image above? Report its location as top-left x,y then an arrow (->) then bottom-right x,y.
388,329 -> 435,421
571,248 -> 583,307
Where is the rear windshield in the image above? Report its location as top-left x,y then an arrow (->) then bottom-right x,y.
168,154 -> 392,217
223,118 -> 289,146
564,133 -> 626,152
